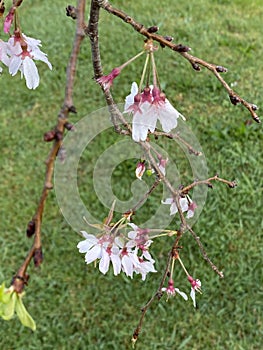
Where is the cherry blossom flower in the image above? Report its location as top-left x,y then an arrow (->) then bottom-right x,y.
188,275 -> 202,308
6,32 -> 52,89
0,40 -> 10,70
77,231 -> 121,275
162,279 -> 188,300
124,82 -> 183,142
135,161 -> 146,180
162,195 -> 197,218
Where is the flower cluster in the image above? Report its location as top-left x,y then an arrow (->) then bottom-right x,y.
162,195 -> 197,218
124,81 -> 184,142
77,223 -> 156,280
0,31 -> 52,89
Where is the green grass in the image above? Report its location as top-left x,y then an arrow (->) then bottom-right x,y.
0,0 -> 263,349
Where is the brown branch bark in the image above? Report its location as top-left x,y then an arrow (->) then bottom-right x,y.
12,0 -> 86,293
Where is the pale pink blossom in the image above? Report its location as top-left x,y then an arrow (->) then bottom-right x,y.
124,82 -> 183,142
5,32 -> 52,89
188,275 -> 202,307
0,40 -> 10,69
77,231 -> 121,275
162,279 -> 188,300
162,195 -> 197,218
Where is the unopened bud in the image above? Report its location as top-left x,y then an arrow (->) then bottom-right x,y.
192,63 -> 201,71
147,26 -> 159,33
0,1 -> 5,17
229,95 -> 241,105
216,66 -> 228,73
228,181 -> 237,188
69,105 -> 77,113
66,5 -> 77,19
160,36 -> 174,48
250,104 -> 258,111
174,44 -> 191,52
26,220 -> 35,237
44,130 -> 56,142
64,122 -> 75,131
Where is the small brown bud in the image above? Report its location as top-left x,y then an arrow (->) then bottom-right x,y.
69,105 -> 77,113
216,66 -> 228,73
147,25 -> 159,33
26,220 -> 35,237
229,95 -> 241,105
66,5 -> 77,19
174,44 -> 191,52
207,183 -> 213,188
192,62 -> 201,71
251,104 -> 258,111
64,122 -> 75,131
160,36 -> 174,48
44,130 -> 56,142
228,181 -> 237,188
0,1 -> 5,17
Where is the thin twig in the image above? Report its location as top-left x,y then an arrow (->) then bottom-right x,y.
98,0 -> 260,123
12,0 -> 86,293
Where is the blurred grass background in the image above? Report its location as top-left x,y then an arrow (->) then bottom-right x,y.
0,0 -> 262,349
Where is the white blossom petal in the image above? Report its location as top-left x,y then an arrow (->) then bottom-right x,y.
99,249 -> 110,274
84,245 -> 101,264
23,56 -> 39,89
174,288 -> 188,301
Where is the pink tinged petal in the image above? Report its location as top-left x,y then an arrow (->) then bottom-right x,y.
179,197 -> 189,212
0,42 -> 10,67
80,231 -> 98,241
170,202 -> 178,216
128,223 -> 139,233
77,240 -> 92,253
31,50 -> 52,70
110,253 -> 122,275
23,57 -> 39,89
186,209 -> 194,219
157,99 -> 179,132
9,56 -> 22,76
84,245 -> 101,264
121,255 -> 134,278
99,249 -> 110,274
132,113 -> 149,142
124,82 -> 138,111
161,198 -> 173,205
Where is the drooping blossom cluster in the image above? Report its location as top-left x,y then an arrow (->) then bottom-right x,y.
77,223 -> 156,280
0,31 -> 52,89
96,40 -> 185,142
124,81 -> 184,142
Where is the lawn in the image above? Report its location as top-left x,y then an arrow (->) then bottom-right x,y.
0,0 -> 262,349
